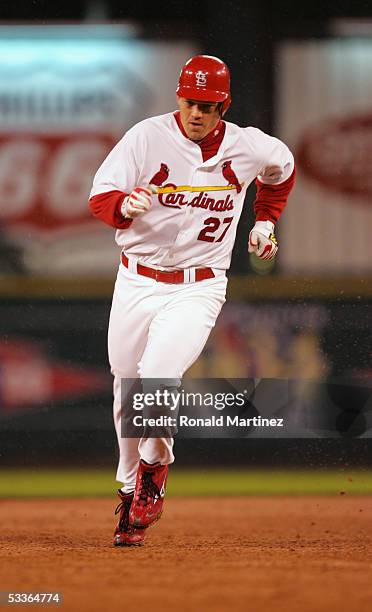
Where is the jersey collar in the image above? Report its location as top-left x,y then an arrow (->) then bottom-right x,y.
173,111 -> 226,162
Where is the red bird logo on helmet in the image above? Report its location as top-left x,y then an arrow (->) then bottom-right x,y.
150,163 -> 169,186
222,161 -> 241,193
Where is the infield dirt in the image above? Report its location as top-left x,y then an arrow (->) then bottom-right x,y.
1,496 -> 371,612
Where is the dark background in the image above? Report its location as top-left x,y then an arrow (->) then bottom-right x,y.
1,296 -> 370,468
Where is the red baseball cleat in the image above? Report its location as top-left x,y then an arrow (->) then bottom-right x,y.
129,460 -> 168,529
113,490 -> 147,547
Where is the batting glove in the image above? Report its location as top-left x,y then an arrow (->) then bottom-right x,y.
121,186 -> 156,219
248,220 -> 278,260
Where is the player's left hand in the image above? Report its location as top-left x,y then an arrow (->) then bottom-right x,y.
248,221 -> 278,260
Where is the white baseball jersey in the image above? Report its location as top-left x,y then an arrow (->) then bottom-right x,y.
90,112 -> 294,270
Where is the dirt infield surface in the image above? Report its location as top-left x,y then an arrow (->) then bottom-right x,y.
1,496 -> 371,612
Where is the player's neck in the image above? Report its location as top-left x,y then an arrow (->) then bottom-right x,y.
196,121 -> 224,145
174,111 -> 223,143
174,112 -> 226,162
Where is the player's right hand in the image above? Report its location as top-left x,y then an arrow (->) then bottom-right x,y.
121,186 -> 154,219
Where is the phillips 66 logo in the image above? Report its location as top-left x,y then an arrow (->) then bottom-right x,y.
0,28 -> 153,229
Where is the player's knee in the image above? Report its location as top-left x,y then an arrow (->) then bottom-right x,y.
139,360 -> 183,381
111,365 -> 139,379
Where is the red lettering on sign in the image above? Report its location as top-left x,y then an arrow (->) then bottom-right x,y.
0,134 -> 114,231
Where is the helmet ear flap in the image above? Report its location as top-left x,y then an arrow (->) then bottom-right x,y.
221,95 -> 231,116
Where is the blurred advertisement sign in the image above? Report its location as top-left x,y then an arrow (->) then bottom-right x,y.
278,39 -> 372,274
297,115 -> 372,203
188,300 -> 370,380
0,26 -> 197,276
0,337 -> 111,415
0,134 -> 112,231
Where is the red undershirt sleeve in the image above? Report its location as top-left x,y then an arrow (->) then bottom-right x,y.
253,166 -> 296,224
89,190 -> 133,229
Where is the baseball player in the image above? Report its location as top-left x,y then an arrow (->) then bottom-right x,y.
89,55 -> 295,547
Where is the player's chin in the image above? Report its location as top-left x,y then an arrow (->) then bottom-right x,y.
187,126 -> 205,140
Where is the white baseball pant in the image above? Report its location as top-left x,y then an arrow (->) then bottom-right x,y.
108,260 -> 227,492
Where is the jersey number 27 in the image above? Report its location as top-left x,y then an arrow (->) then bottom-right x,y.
197,216 -> 233,243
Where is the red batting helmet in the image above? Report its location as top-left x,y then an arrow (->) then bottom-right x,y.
176,55 -> 231,114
